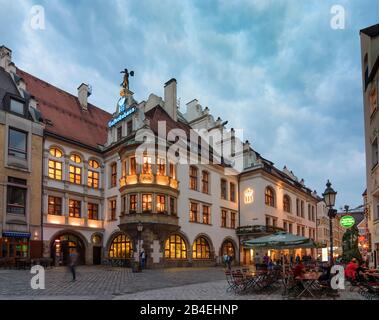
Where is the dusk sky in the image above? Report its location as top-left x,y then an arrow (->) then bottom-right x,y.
1,0 -> 378,209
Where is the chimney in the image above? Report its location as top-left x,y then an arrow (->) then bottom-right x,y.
0,45 -> 12,72
78,83 -> 91,111
164,78 -> 177,121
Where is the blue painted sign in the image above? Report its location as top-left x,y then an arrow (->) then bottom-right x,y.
108,106 -> 136,128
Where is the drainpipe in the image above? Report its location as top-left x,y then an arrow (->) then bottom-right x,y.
40,134 -> 45,258
237,174 -> 241,266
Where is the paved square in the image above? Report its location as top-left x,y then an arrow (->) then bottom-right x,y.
0,266 -> 369,300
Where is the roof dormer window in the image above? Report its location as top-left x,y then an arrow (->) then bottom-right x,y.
10,98 -> 24,115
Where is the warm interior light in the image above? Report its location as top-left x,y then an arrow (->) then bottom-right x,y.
244,188 -> 254,204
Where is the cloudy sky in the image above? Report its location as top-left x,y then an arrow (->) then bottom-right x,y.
1,0 -> 378,209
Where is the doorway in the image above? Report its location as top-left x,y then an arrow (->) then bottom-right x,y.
93,246 -> 102,265
51,233 -> 85,265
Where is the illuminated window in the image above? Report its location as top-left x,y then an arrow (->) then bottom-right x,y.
231,212 -> 236,229
221,179 -> 227,200
189,166 -> 198,190
221,210 -> 227,227
230,183 -> 236,202
111,163 -> 117,188
130,157 -> 136,175
108,199 -> 116,220
129,194 -> 137,213
88,170 -> 99,189
48,196 -> 62,215
49,147 -> 63,158
202,205 -> 210,224
109,234 -> 133,259
70,154 -> 81,163
156,195 -> 166,213
69,165 -> 81,184
142,156 -> 152,174
192,237 -> 210,259
202,171 -> 209,194
48,160 -> 62,180
142,194 -> 152,211
189,202 -> 198,222
169,162 -> 176,179
89,159 -> 100,169
157,158 -> 166,176
221,241 -> 234,256
88,203 -> 99,220
283,195 -> 291,213
265,187 -> 275,207
165,234 -> 187,259
69,200 -> 81,218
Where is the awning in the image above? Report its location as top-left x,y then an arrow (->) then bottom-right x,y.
2,232 -> 31,238
243,231 -> 317,249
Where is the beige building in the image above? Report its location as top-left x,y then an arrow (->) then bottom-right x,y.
360,23 -> 379,268
316,201 -> 345,260
0,46 -> 44,260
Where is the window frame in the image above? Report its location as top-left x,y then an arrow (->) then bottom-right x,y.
69,199 -> 81,218
265,187 -> 275,207
88,203 -> 99,220
8,127 -> 27,160
48,196 -> 62,215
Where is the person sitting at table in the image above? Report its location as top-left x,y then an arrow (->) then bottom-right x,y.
356,260 -> 368,282
293,261 -> 306,278
345,258 -> 358,282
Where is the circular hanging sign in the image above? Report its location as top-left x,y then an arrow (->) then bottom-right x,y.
340,215 -> 355,228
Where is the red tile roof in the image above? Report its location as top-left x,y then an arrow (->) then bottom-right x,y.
17,68 -> 112,149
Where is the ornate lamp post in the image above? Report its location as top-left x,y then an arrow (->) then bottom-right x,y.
137,221 -> 143,271
322,180 -> 337,265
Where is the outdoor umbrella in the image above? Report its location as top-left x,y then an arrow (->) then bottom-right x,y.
243,231 -> 317,273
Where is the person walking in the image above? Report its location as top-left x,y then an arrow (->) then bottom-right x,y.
68,248 -> 78,281
140,249 -> 146,269
227,254 -> 233,270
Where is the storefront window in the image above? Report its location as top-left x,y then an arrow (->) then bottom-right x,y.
165,234 -> 187,259
192,237 -> 210,259
109,234 -> 133,258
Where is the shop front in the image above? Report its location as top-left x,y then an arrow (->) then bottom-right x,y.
0,232 -> 30,258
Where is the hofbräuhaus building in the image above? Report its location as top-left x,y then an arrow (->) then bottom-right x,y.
0,46 -> 319,267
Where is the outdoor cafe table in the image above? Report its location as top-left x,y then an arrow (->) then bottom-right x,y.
296,272 -> 322,298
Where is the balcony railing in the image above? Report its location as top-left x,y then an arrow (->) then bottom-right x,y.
119,174 -> 178,189
45,214 -> 104,229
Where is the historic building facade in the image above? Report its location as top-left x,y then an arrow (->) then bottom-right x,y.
0,46 -> 44,260
360,23 -> 379,268
2,44 -> 321,267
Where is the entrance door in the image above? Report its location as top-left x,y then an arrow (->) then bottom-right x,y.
93,246 -> 101,265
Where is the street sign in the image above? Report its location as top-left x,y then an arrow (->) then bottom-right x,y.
340,215 -> 355,228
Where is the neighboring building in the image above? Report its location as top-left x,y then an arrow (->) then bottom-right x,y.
0,46 -> 44,260
316,201 -> 345,260
360,23 -> 379,267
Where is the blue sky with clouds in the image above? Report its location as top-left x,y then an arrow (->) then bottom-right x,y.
1,0 -> 378,209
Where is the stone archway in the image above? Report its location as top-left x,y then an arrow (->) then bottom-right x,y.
50,229 -> 88,265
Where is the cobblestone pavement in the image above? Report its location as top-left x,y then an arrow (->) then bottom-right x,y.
0,266 -> 369,300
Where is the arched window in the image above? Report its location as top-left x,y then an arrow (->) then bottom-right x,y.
283,195 -> 291,213
48,147 -> 63,180
49,147 -> 63,158
221,240 -> 235,256
109,234 -> 133,258
265,187 -> 275,207
192,237 -> 210,259
70,153 -> 82,164
69,154 -> 82,185
89,159 -> 100,169
165,234 -> 187,259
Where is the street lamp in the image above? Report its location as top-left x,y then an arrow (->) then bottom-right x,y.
137,221 -> 143,271
322,180 -> 337,265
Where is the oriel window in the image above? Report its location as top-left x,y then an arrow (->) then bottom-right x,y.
156,195 -> 166,213
142,194 -> 152,211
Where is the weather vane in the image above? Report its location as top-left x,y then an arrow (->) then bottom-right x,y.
120,68 -> 134,94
